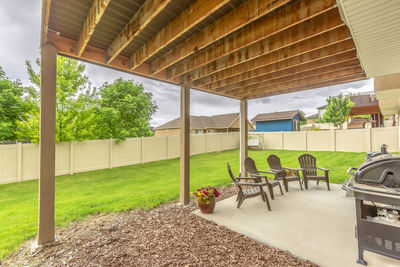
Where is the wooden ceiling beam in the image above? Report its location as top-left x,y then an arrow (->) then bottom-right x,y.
106,0 -> 172,64
246,74 -> 366,99
149,0 -> 294,75
236,66 -> 364,97
195,31 -> 354,88
41,0 -> 52,46
191,19 -> 348,87
224,59 -> 361,95
47,32 -> 173,85
130,0 -> 231,71
77,0 -> 111,56
168,0 -> 338,80
217,52 -> 359,93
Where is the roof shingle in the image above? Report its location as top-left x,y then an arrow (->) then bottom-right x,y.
251,110 -> 304,122
156,113 -> 240,130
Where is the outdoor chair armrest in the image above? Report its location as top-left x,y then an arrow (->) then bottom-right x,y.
236,177 -> 262,181
237,182 -> 268,187
269,169 -> 283,174
258,170 -> 277,175
317,167 -> 329,172
248,173 -> 267,179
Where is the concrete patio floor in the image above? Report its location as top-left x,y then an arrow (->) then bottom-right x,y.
196,183 -> 400,267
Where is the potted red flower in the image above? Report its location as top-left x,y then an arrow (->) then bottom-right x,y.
192,186 -> 220,214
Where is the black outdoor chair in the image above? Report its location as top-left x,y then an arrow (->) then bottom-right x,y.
267,154 -> 303,192
298,154 -> 330,191
227,162 -> 271,211
244,157 -> 283,200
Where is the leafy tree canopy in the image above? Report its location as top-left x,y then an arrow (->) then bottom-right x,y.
96,78 -> 157,143
17,57 -> 157,143
323,94 -> 354,129
0,66 -> 36,142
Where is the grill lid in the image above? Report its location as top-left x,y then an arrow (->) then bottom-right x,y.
348,154 -> 400,187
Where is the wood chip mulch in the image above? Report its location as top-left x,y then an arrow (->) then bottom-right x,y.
3,185 -> 317,267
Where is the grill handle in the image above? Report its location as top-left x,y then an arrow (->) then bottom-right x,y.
347,167 -> 358,176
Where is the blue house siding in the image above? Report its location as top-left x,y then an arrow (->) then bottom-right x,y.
255,115 -> 301,132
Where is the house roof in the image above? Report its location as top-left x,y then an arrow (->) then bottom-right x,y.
251,110 -> 305,122
156,113 -> 241,130
317,104 -> 327,110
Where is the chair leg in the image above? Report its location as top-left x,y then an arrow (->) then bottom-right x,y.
262,191 -> 271,211
236,191 -> 242,202
304,177 -> 309,190
278,183 -> 284,195
261,191 -> 266,202
237,195 -> 247,208
326,178 -> 330,191
283,179 -> 289,192
268,184 -> 275,200
317,180 -> 320,185
298,178 -> 303,190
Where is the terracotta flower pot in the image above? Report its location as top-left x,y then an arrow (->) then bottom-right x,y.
197,196 -> 216,214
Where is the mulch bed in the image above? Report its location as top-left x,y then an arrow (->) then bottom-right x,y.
3,185 -> 317,267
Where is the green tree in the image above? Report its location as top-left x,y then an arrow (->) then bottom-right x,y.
323,94 -> 354,129
25,56 -> 97,142
95,78 -> 157,142
0,67 -> 36,142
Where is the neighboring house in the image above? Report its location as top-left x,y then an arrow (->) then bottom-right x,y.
155,113 -> 253,136
306,113 -> 319,123
317,104 -> 327,117
347,92 -> 385,128
251,110 -> 305,132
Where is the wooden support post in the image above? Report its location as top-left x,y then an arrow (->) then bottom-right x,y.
180,83 -> 190,204
37,43 -> 57,245
240,98 -> 248,176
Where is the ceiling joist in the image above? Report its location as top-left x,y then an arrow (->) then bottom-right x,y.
77,0 -> 110,56
41,0 -> 52,46
106,0 -> 173,64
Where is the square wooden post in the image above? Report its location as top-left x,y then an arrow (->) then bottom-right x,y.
37,43 -> 57,245
240,98 -> 248,176
180,84 -> 190,204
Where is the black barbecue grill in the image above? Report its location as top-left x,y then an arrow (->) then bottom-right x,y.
344,145 -> 400,265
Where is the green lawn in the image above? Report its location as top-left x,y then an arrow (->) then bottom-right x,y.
0,149 -> 365,259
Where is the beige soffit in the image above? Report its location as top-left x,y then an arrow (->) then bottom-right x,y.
337,0 -> 400,77
378,98 -> 400,115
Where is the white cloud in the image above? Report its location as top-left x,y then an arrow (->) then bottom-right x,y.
0,0 -> 374,126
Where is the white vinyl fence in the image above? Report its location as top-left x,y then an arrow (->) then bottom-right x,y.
2,128 -> 398,185
0,133 -> 239,185
250,127 -> 399,153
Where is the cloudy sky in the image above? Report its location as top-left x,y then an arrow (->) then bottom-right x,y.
0,0 -> 374,127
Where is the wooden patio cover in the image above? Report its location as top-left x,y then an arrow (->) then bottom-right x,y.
38,0 -> 367,245
42,0 -> 366,99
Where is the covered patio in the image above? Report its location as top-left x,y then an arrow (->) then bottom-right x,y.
197,183 -> 400,267
37,0 -> 400,264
